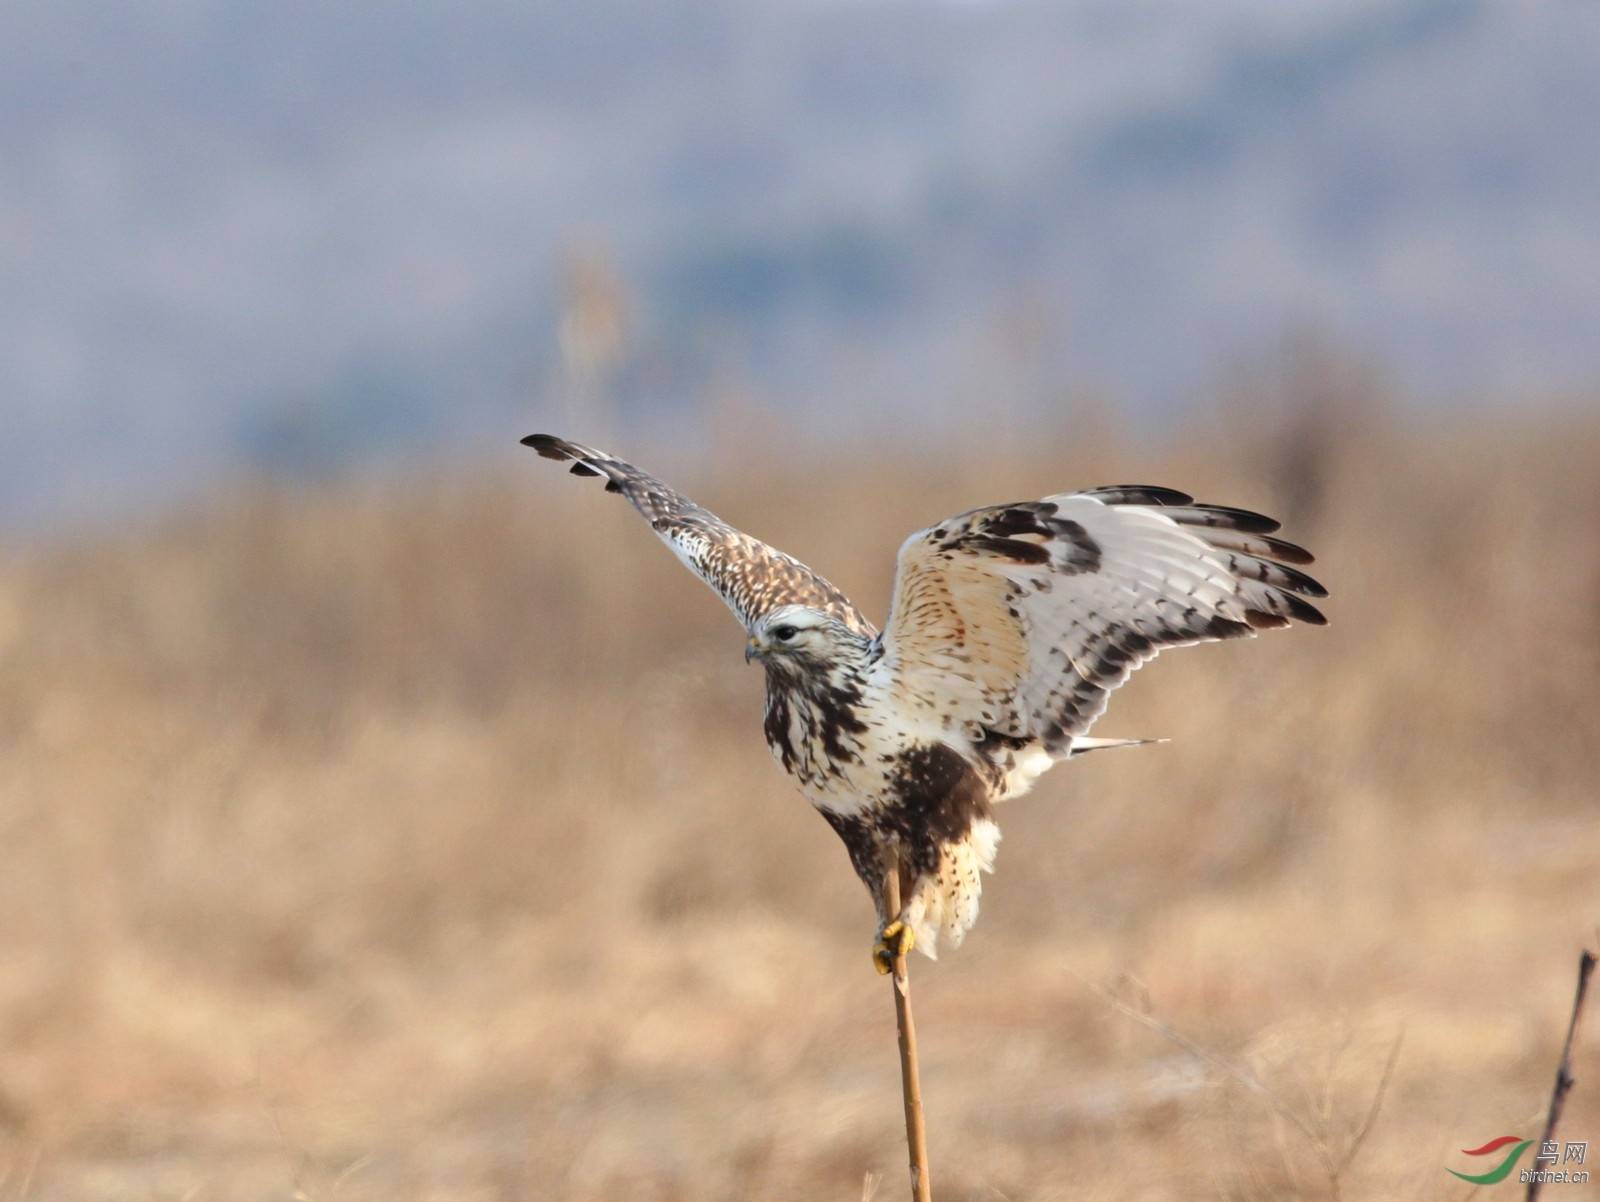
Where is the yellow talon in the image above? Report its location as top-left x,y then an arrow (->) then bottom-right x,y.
872,920 -> 916,974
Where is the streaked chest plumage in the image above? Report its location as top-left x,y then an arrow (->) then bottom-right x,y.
762,666 -> 894,813
761,658 -> 1044,816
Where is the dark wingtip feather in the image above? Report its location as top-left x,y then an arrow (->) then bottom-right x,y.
526,433 -> 616,482
1285,566 -> 1329,599
1285,594 -> 1329,626
1204,614 -> 1258,639
1091,484 -> 1195,506
522,433 -> 575,461
1259,560 -> 1328,598
1194,504 -> 1281,534
1260,535 -> 1316,566
1242,609 -> 1291,631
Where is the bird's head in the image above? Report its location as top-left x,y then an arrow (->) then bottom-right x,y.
746,605 -> 863,675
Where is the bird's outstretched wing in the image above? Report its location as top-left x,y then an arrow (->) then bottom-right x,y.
878,486 -> 1326,753
522,434 -> 873,635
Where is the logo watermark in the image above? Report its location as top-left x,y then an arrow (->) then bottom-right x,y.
1447,1135 -> 1589,1187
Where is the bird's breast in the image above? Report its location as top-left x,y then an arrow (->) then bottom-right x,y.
762,677 -> 869,799
763,673 -> 977,817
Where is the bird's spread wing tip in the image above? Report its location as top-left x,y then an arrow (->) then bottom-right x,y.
522,433 -> 609,476
521,432 -> 572,459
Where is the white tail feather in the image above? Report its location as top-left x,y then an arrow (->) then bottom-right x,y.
1068,735 -> 1168,756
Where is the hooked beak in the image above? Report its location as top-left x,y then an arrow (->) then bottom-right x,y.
745,638 -> 763,664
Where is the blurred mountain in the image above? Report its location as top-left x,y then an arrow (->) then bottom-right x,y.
5,0 -> 1599,527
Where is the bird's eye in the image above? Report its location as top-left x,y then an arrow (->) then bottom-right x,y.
773,624 -> 799,642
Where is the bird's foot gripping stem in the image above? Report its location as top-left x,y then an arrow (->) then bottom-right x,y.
872,919 -> 916,975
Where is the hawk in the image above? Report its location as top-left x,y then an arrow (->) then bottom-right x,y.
523,434 -> 1326,971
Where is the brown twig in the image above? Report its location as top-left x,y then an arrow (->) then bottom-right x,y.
883,848 -> 932,1202
1528,949 -> 1596,1202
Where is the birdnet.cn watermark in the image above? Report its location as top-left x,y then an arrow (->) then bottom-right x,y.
1446,1136 -> 1590,1187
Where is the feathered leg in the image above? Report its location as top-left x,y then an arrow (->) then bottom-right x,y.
820,801 -> 1002,971
819,808 -> 922,971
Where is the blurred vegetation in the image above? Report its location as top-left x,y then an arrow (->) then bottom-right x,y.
0,387 -> 1596,1200
11,1 -> 1600,529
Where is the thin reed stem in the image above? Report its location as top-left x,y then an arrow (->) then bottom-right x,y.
883,848 -> 932,1202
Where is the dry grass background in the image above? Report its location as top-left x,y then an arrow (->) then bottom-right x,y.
1,400 -> 1597,1200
